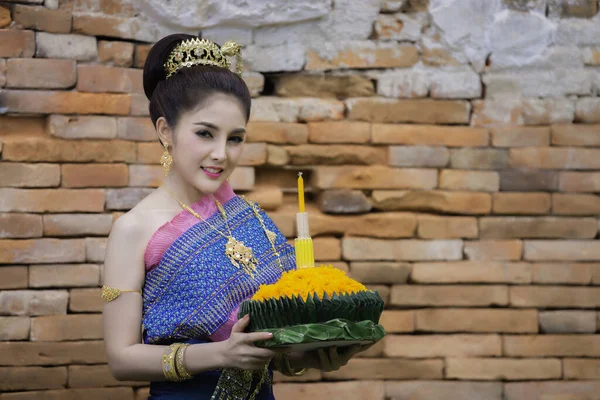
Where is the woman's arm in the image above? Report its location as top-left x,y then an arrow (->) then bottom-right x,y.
103,214 -> 228,381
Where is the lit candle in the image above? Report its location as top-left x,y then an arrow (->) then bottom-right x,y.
297,172 -> 305,213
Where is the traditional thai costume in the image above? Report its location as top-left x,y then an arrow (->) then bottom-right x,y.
142,182 -> 296,399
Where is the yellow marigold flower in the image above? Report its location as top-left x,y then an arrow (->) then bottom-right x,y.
252,265 -> 367,302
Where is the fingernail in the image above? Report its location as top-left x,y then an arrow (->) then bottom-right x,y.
266,333 -> 273,337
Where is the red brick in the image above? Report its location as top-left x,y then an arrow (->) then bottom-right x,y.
274,381 -> 384,400
0,340 -> 106,365
0,388 -> 135,400
47,115 -> 118,140
450,148 -> 508,170
7,59 -> 76,89
13,5 -> 72,33
551,124 -> 600,146
239,143 -> 268,166
391,285 -> 508,307
323,358 -> 442,380
553,193 -> 600,215
417,215 -> 479,238
349,262 -> 411,284
0,189 -> 105,212
540,311 -> 597,333
229,167 -> 255,191
0,30 -> 35,58
287,144 -> 386,165
62,163 -> 128,188
77,65 -> 143,93
43,214 -> 113,236
0,366 -> 66,391
510,286 -> 600,308
310,212 -> 416,238
0,316 -> 29,340
503,335 -> 600,357
243,186 -> 283,211
505,381 -> 600,400
136,142 -> 162,164
35,32 -> 97,61
98,40 -> 134,67
0,6 -> 10,29
313,166 -> 437,189
563,359 -> 600,380
411,261 -> 532,284
491,126 -> 550,147
0,266 -> 28,288
105,188 -> 154,210
385,381 -> 502,400
2,90 -> 131,115
128,165 -> 162,187
306,42 -> 418,70
0,58 -> 5,87
372,190 -> 492,214
246,122 -> 309,144
510,147 -> 600,169
366,284 -> 390,305
69,288 -> 102,312
348,98 -> 470,124
85,238 -> 106,263
343,238 -> 463,261
0,115 -> 46,137
307,121 -> 370,143
0,290 -> 68,316
372,124 -> 488,146
416,309 -> 538,333
464,240 -> 523,261
439,170 -> 499,192
532,263 -> 595,285
72,12 -> 160,42
313,237 -> 341,261
2,138 -> 136,162
129,93 -> 149,116
31,314 -> 102,341
480,217 -> 597,239
559,172 -> 600,192
0,213 -> 43,238
117,116 -> 155,141
0,162 -> 60,188
134,44 -> 151,68
500,169 -> 558,192
447,358 -> 561,380
525,240 -> 600,261
493,192 -> 551,214
0,239 -> 85,263
266,145 -> 289,166
384,334 -> 501,358
379,310 -> 414,333
29,264 -> 99,288
68,364 -> 142,388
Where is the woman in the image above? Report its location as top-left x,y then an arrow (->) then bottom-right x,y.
102,34 -> 369,400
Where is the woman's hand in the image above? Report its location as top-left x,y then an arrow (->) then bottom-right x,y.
311,343 -> 375,372
220,314 -> 279,370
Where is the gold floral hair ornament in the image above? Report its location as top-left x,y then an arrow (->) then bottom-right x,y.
164,38 -> 243,79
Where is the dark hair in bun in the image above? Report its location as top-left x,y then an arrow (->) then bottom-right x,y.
143,33 -> 251,131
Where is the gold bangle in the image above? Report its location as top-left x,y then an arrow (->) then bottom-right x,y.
162,343 -> 184,381
174,343 -> 193,380
276,353 -> 306,377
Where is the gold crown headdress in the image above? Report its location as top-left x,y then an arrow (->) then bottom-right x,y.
164,38 -> 243,79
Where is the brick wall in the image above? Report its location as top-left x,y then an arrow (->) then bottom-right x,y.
1,0 -> 600,399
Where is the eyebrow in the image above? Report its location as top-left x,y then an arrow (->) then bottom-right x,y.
194,121 -> 246,135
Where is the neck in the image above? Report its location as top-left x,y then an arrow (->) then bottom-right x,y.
162,171 -> 208,207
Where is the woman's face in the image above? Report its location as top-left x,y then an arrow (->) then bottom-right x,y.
170,93 -> 247,195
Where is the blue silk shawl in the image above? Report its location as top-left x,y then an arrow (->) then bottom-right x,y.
142,195 -> 296,345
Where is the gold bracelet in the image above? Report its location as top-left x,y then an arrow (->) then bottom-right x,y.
162,343 -> 184,381
174,343 -> 193,380
275,353 -> 306,377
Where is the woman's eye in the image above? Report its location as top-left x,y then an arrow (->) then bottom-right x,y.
229,136 -> 244,143
195,130 -> 212,138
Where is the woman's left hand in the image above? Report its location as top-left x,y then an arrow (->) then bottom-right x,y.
312,343 -> 375,372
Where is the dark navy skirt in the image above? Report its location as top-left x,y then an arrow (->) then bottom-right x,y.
148,338 -> 275,400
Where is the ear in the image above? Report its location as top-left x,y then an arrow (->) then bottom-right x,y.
156,117 -> 174,147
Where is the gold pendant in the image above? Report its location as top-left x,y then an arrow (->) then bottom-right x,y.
225,237 -> 258,277
265,229 -> 277,244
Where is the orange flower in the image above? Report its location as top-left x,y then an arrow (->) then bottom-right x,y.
252,265 -> 367,302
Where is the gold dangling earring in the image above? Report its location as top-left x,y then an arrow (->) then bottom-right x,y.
160,141 -> 173,176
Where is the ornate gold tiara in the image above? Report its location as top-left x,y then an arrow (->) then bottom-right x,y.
164,38 -> 243,79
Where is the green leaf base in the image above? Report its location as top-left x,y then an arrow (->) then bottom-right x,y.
252,318 -> 386,349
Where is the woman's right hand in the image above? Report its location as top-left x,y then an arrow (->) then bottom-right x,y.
220,314 -> 278,370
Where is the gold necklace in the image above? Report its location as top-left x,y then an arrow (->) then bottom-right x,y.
163,187 -> 258,278
240,196 -> 283,272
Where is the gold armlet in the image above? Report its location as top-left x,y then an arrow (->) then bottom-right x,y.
175,343 -> 193,380
101,285 -> 142,303
275,354 -> 306,377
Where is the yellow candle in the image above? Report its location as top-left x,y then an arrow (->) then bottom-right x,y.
297,172 -> 305,213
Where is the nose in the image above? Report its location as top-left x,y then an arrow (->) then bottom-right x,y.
210,138 -> 227,163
